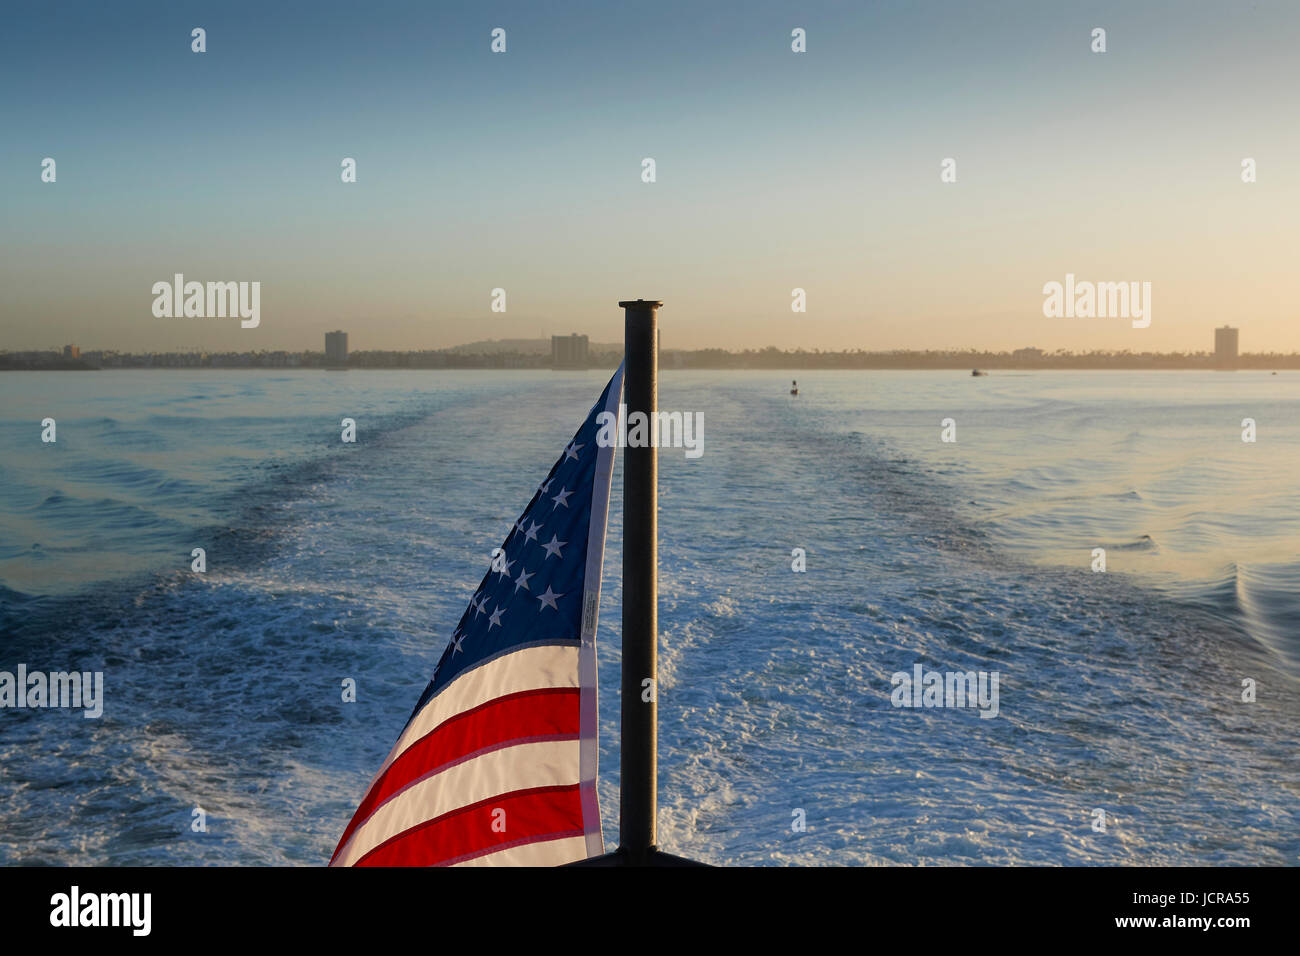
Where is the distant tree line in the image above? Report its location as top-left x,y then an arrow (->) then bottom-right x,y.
659,347 -> 1300,370
5,346 -> 1298,371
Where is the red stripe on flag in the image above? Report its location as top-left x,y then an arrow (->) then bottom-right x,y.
354,784 -> 585,866
331,687 -> 579,862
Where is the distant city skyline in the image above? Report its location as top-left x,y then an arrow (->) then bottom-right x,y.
2,324 -> 1261,360
3,1 -> 1298,353
11,324 -> 1297,373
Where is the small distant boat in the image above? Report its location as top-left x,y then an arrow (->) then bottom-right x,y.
971,369 -> 987,377
790,380 -> 799,396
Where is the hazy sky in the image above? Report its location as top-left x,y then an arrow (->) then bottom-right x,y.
2,0 -> 1297,353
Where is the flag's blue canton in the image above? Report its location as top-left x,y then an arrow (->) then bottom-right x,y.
406,374 -> 617,725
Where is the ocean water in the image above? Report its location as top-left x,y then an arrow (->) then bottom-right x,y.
0,368 -> 1296,865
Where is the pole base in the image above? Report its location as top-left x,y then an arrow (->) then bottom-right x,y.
564,847 -> 711,867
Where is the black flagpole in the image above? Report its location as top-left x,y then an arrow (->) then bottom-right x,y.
620,299 -> 661,862
569,299 -> 706,867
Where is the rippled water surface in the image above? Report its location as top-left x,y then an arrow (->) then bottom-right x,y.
1,369 -> 1296,864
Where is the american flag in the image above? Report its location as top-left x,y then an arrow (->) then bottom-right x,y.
330,365 -> 623,866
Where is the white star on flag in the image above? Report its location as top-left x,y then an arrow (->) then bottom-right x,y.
537,585 -> 563,611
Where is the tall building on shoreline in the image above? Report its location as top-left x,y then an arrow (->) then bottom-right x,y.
551,333 -> 589,370
1215,326 -> 1238,367
325,330 -> 348,366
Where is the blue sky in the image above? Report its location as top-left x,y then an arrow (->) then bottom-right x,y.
2,0 -> 1297,352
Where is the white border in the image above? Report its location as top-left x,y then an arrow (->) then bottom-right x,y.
578,361 -> 624,859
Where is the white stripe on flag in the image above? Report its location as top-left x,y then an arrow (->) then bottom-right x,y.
334,737 -> 581,867
364,643 -> 580,788
451,834 -> 589,867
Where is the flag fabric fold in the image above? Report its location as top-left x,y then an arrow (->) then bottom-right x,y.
330,364 -> 624,866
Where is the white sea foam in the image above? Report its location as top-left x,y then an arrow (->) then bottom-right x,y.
0,369 -> 1296,865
